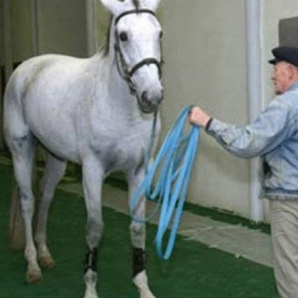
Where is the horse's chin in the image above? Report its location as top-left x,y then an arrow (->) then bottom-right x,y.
137,98 -> 159,114
139,105 -> 158,114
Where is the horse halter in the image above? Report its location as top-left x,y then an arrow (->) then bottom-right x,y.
114,9 -> 163,94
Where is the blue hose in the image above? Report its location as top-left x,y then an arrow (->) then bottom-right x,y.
130,106 -> 200,260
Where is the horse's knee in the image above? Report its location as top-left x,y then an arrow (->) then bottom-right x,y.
20,193 -> 35,217
130,222 -> 146,248
86,218 -> 104,247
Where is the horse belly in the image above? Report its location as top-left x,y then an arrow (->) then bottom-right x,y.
25,95 -> 80,163
32,118 -> 79,162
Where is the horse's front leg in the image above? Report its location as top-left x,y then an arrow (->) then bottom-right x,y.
82,158 -> 104,298
128,170 -> 156,298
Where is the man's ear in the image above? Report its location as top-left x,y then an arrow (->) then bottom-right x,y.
288,64 -> 298,79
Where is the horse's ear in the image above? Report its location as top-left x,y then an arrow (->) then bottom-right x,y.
99,0 -> 129,15
140,0 -> 161,11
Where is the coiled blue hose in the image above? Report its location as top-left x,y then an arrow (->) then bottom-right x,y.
130,106 -> 200,260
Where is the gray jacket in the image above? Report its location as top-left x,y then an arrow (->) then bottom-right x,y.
206,82 -> 298,200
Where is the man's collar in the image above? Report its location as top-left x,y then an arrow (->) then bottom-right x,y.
287,81 -> 298,91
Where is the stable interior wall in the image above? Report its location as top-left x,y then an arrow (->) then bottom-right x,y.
0,0 -> 4,149
3,0 -> 88,64
0,1 -> 4,67
10,0 -> 34,63
160,0 -> 298,221
161,0 -> 251,218
36,0 -> 87,57
95,0 -> 111,52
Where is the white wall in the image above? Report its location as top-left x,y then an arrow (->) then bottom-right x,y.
10,0 -> 34,62
3,0 -> 88,63
158,0 -> 298,221
0,1 -> 4,149
95,0 -> 110,52
0,0 -> 5,66
160,0 -> 252,217
36,0 -> 87,57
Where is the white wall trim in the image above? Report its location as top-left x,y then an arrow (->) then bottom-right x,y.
86,0 -> 97,56
245,0 -> 264,222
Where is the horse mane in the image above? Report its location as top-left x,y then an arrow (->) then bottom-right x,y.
132,0 -> 140,10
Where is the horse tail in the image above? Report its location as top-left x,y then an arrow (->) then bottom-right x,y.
9,182 -> 25,250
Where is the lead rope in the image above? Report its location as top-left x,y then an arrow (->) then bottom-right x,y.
130,106 -> 200,260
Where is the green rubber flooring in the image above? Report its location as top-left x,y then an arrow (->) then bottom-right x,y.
0,163 -> 277,297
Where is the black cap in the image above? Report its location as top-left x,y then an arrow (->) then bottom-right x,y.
269,46 -> 298,68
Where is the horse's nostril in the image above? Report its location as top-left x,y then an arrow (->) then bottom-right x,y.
141,91 -> 148,101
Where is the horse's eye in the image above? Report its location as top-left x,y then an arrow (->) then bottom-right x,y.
159,31 -> 163,39
119,32 -> 128,42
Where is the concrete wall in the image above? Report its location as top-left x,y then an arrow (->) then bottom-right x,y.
2,0 -> 88,64
95,0 -> 110,51
36,0 -> 87,57
0,0 -> 4,149
157,0 -> 298,221
10,0 -> 34,62
160,0 -> 251,217
0,0 -> 4,66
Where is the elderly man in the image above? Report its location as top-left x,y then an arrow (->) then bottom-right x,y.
189,46 -> 298,298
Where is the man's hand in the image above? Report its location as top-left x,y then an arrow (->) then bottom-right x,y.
189,106 -> 211,128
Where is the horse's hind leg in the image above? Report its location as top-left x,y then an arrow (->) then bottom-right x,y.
35,152 -> 66,269
128,170 -> 156,298
8,132 -> 42,283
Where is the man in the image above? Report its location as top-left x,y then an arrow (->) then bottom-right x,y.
189,46 -> 298,298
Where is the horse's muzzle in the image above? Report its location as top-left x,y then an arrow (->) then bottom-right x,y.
139,89 -> 163,114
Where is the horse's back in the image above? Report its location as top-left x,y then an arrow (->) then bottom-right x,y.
6,54 -> 89,100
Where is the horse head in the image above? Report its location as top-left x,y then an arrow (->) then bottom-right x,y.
100,0 -> 164,114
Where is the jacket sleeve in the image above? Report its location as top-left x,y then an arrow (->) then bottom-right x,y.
206,98 -> 291,158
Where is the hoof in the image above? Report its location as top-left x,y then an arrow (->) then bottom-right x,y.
139,291 -> 156,298
26,268 -> 42,284
83,289 -> 99,298
39,255 -> 55,269
133,271 -> 156,298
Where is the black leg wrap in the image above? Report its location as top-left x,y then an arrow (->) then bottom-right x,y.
84,247 -> 98,273
133,247 -> 145,277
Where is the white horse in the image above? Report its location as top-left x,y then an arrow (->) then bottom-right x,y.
3,0 -> 163,297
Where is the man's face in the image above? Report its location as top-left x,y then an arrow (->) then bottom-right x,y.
271,61 -> 292,94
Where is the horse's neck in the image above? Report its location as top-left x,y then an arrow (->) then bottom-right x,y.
90,52 -> 139,118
